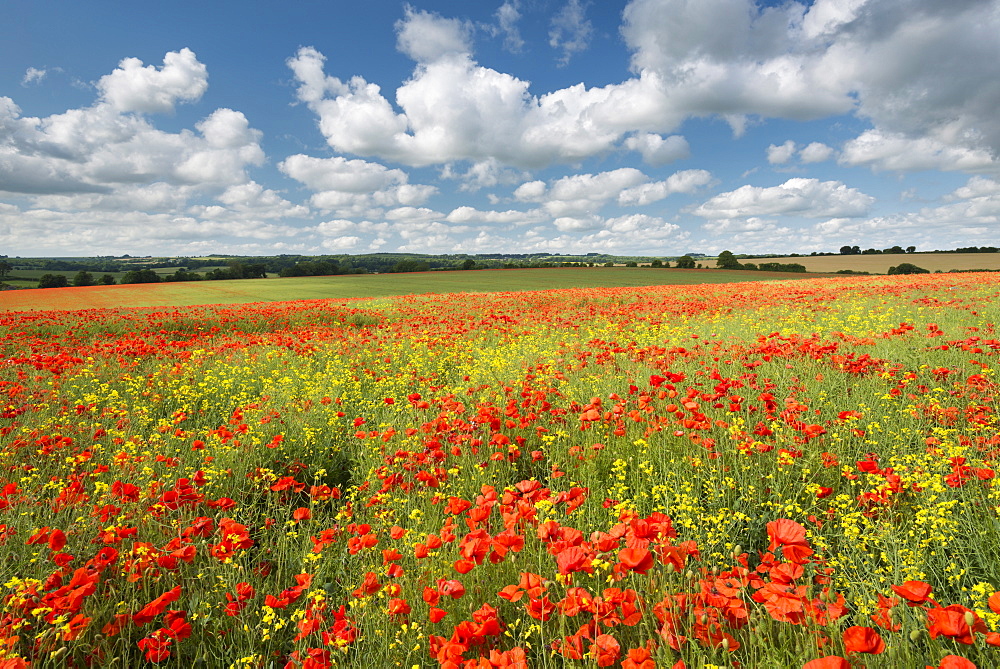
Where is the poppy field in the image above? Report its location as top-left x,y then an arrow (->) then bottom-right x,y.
2,274 -> 1000,668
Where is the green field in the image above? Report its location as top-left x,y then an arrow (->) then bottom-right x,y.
0,267 -> 819,311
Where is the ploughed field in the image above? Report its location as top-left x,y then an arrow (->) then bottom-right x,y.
1,274 -> 999,668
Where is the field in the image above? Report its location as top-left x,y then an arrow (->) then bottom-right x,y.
759,253 -> 1000,275
2,274 -> 1000,668
0,267 -> 819,312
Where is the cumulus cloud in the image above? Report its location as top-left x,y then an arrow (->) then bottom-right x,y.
617,169 -> 713,206
694,178 -> 875,219
0,50 -> 313,256
767,140 -> 796,165
439,158 -> 528,191
0,98 -> 263,196
287,44 -> 671,169
286,1 -> 1000,174
549,0 -> 593,66
768,140 -> 836,166
624,133 -> 690,165
514,168 -> 650,217
395,5 -> 474,63
445,206 -> 543,225
839,129 -> 998,173
279,153 -> 436,217
97,48 -> 208,113
799,141 -> 835,163
624,0 -> 1000,156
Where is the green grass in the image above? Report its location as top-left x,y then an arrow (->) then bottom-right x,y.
0,267 -> 819,311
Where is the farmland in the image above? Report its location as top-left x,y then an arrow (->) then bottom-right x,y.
755,252 -> 1000,275
1,274 -> 1000,668
0,267 -> 819,312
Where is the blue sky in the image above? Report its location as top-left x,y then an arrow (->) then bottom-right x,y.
2,0 -> 999,257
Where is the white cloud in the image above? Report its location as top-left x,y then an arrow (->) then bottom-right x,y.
321,235 -> 362,251
947,176 -> 1000,201
493,1 -> 524,53
439,158 -> 528,191
213,181 -> 308,219
694,177 -> 875,219
286,1 -> 1000,174
514,168 -> 648,216
767,140 -> 796,165
624,133 -> 690,165
445,206 -> 542,225
97,48 -> 208,114
549,0 -> 593,66
396,6 -> 474,63
623,0 -> 1000,156
618,169 -> 713,206
279,154 -> 436,216
799,141 -> 835,163
0,97 -> 263,196
22,67 -> 47,86
513,180 -> 548,202
839,129 -> 998,173
279,154 -> 407,193
286,44 -> 678,169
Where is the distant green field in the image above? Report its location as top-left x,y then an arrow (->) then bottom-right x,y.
0,267 -> 822,312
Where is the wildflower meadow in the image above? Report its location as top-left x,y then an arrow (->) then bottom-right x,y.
2,273 -> 1000,669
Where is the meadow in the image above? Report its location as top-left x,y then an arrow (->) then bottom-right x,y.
1,274 -> 999,668
0,267 -> 816,312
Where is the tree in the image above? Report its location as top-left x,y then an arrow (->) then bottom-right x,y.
888,263 -> 929,275
0,259 -> 10,280
675,255 -> 696,269
120,269 -> 161,284
603,261 -> 615,267
99,274 -> 117,285
839,245 -> 854,255
650,259 -> 663,268
72,271 -> 95,287
716,250 -> 742,269
38,274 -> 69,288
906,246 -> 916,253
462,259 -> 476,270
884,245 -> 905,254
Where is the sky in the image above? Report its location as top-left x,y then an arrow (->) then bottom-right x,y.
2,0 -> 1000,258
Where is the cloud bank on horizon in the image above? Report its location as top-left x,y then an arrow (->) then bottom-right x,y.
2,0 -> 1000,257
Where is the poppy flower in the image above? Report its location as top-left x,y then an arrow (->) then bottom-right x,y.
622,647 -> 656,669
617,546 -> 654,574
133,586 -> 182,626
843,626 -> 885,654
591,634 -> 621,667
930,656 -> 977,669
891,580 -> 932,605
803,657 -> 850,669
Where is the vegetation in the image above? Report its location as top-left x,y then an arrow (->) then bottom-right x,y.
888,263 -> 930,275
1,274 -> 999,667
1,268 -> 815,312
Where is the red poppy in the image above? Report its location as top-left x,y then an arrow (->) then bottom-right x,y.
803,657 -> 850,669
931,656 -> 976,669
843,626 -> 885,654
890,580 -> 932,605
387,598 -> 410,617
591,634 -> 621,667
617,546 -> 654,574
133,586 -> 182,626
622,647 -> 656,669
